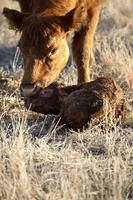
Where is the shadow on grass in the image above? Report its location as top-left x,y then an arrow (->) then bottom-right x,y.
0,45 -> 22,71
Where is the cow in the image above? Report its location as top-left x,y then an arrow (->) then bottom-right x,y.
3,0 -> 106,98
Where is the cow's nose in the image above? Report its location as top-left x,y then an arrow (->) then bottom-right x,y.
20,83 -> 41,97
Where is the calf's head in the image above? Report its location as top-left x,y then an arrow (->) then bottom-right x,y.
3,7 -> 83,97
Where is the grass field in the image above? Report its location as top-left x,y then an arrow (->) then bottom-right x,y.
0,0 -> 133,199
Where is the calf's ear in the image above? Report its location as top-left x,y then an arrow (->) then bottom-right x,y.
3,8 -> 26,30
61,5 -> 87,32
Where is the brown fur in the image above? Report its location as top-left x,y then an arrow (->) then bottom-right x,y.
24,76 -> 127,130
3,0 -> 106,91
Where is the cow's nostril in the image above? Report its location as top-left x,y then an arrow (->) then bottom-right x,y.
20,84 -> 40,97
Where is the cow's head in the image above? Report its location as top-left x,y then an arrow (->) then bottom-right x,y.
3,7 -> 85,97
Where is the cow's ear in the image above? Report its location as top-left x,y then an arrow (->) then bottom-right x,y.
61,6 -> 87,32
3,8 -> 26,30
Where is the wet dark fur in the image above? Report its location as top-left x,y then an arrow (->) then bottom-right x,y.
24,76 -> 127,130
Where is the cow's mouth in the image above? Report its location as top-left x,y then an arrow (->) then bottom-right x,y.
20,84 -> 40,98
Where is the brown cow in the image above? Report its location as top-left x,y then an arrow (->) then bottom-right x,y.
3,0 -> 106,97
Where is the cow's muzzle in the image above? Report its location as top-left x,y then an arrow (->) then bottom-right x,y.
20,83 -> 41,98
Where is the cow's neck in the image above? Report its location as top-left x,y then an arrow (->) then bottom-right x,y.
17,0 -> 78,16
17,0 -> 101,15
32,0 -> 77,16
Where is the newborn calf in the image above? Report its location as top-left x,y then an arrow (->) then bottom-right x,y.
24,76 -> 127,129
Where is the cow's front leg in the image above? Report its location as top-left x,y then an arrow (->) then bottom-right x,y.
72,6 -> 100,84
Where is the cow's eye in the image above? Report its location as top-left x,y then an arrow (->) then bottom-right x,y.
49,49 -> 59,57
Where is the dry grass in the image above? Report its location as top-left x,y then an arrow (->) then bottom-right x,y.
0,0 -> 133,199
